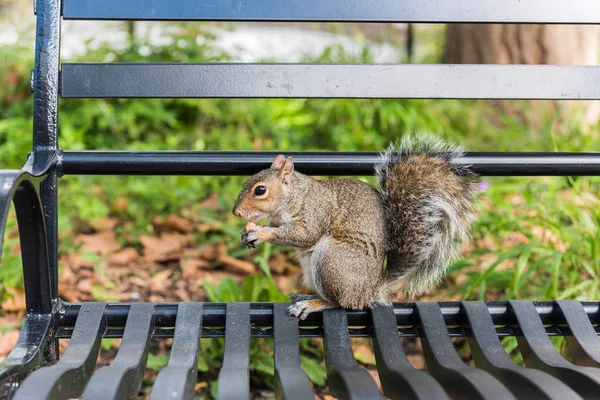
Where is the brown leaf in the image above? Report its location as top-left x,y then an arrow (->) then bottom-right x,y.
163,214 -> 194,233
76,231 -> 120,256
107,248 -> 140,266
129,276 -> 150,288
219,255 -> 256,275
407,354 -> 426,370
0,330 -> 20,359
151,269 -> 173,292
111,197 -> 129,214
76,279 -> 93,294
141,233 -> 192,262
175,288 -> 191,302
197,242 -> 227,262
268,253 -> 299,275
181,258 -> 211,279
60,288 -> 80,303
89,216 -> 119,232
1,289 -> 26,312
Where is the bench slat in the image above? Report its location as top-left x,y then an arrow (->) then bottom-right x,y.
322,308 -> 382,399
62,0 -> 600,23
61,63 -> 600,100
415,302 -> 516,400
273,303 -> 314,400
509,300 -> 600,399
462,301 -> 581,400
82,303 -> 155,400
0,314 -> 53,398
60,151 -> 600,177
557,300 -> 600,367
13,303 -> 107,400
150,303 -> 203,400
217,303 -> 251,400
370,304 -> 449,399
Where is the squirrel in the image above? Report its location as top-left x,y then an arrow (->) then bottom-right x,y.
232,134 -> 481,320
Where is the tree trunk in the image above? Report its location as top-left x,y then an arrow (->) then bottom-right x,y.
444,24 -> 600,125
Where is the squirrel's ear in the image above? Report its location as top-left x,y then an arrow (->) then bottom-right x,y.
270,154 -> 286,169
279,157 -> 294,185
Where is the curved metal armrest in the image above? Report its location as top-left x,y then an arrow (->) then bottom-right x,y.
0,166 -> 55,397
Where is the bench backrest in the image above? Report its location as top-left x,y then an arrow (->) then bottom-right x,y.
32,0 -> 600,304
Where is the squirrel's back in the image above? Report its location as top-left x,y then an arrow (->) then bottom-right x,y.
375,134 -> 480,298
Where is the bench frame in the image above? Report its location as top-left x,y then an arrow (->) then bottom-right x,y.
1,0 -> 600,399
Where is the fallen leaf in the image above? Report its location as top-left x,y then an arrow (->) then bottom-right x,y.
407,354 -> 426,370
181,258 -> 211,278
197,242 -> 227,262
111,197 -> 129,214
141,233 -> 192,262
89,216 -> 120,232
163,214 -> 194,232
219,255 -> 256,275
76,231 -> 120,256
107,248 -> 140,266
129,276 -> 150,288
268,253 -> 299,274
76,280 -> 93,294
151,269 -> 173,292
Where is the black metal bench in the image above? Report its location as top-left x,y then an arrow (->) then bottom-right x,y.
2,0 -> 600,399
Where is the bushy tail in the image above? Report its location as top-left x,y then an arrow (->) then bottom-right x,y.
374,134 -> 480,298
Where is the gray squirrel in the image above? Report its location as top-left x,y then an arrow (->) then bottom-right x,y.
232,134 -> 480,319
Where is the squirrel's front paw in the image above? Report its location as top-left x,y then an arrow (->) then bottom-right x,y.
240,228 -> 260,248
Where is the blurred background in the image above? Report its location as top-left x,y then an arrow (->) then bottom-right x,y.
2,0 -> 600,398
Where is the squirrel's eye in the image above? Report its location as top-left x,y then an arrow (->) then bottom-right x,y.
254,186 -> 267,196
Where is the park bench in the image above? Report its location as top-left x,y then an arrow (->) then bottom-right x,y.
2,0 -> 600,398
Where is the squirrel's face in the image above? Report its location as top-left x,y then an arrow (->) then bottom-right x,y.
232,155 -> 294,222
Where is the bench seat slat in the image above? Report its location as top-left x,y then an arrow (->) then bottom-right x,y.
462,301 -> 581,400
13,303 -> 107,400
415,302 -> 516,400
62,0 -> 600,23
150,303 -> 203,400
61,63 -> 600,100
369,304 -> 449,399
273,303 -> 314,400
322,308 -> 382,399
217,303 -> 251,400
82,303 -> 155,400
509,300 -> 600,399
556,300 -> 600,367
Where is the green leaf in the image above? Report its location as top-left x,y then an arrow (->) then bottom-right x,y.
300,355 -> 327,386
146,353 -> 169,371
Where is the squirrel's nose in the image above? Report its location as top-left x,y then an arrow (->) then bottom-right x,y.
232,207 -> 241,217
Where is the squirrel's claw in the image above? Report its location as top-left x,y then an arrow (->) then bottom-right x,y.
288,299 -> 337,320
240,228 -> 259,248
